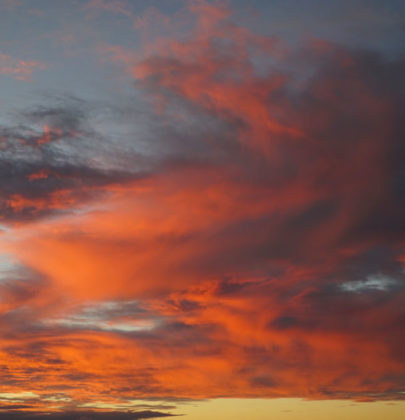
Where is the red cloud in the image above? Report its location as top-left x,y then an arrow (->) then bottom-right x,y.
0,0 -> 404,411
0,52 -> 46,81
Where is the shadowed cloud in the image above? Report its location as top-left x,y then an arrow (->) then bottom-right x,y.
0,0 -> 404,413
0,410 -> 177,419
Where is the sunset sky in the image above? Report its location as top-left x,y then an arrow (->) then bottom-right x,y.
0,0 -> 405,419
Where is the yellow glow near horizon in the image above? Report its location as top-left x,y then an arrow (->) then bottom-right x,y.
175,398 -> 405,420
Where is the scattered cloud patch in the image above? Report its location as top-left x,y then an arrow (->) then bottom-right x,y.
0,53 -> 45,81
341,273 -> 399,293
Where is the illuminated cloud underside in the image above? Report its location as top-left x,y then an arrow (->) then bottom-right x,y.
0,0 -> 404,418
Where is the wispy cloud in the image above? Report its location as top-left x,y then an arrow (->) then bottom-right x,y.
0,0 -> 404,415
0,52 -> 45,81
83,0 -> 133,18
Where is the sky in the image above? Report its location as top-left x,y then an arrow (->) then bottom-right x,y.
0,0 -> 404,419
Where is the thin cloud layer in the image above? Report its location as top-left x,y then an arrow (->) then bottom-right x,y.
0,410 -> 176,419
0,0 -> 404,416
0,97 -> 152,224
0,52 -> 45,81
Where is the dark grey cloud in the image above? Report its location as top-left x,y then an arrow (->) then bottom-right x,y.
0,410 -> 178,419
0,97 -> 151,223
0,33 -> 405,403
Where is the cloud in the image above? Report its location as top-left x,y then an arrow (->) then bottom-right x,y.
44,300 -> 158,333
0,97 -> 151,224
0,52 -> 46,81
341,273 -> 399,292
0,410 -> 177,419
84,0 -> 133,18
0,0 -> 404,410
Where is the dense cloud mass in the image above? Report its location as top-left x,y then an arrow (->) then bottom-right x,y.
0,411 -> 175,419
0,0 -> 404,417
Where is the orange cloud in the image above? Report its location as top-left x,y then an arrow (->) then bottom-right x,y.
27,169 -> 52,181
0,0 -> 404,412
